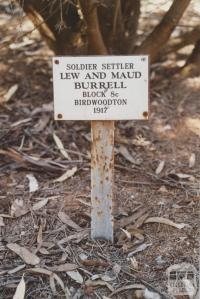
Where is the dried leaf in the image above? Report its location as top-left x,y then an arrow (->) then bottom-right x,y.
134,213 -> 150,228
120,228 -> 131,240
0,214 -> 13,218
27,267 -> 52,276
127,226 -> 144,241
58,211 -> 81,230
3,84 -> 18,103
11,118 -> 31,128
53,133 -> 71,160
32,198 -> 48,211
144,217 -> 189,229
101,275 -> 116,282
13,275 -> 25,299
112,263 -> 121,276
7,243 -> 40,265
53,273 -> 66,291
66,270 -> 83,284
175,173 -> 195,180
29,267 -> 71,296
34,115 -> 50,133
128,243 -> 152,257
130,257 -> 139,270
118,145 -> 137,164
155,160 -> 165,175
11,199 -> 29,218
39,248 -> 50,255
8,264 -> 26,275
49,275 -> 56,295
79,253 -> 88,261
26,174 -> 39,193
81,258 -> 109,267
144,288 -> 161,299
49,263 -> 78,272
85,279 -> 114,292
110,284 -> 144,297
54,167 -> 77,183
158,185 -> 168,193
117,207 -> 149,228
58,230 -> 88,245
37,225 -> 43,246
189,153 -> 196,168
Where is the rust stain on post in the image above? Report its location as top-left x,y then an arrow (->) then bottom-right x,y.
91,120 -> 114,242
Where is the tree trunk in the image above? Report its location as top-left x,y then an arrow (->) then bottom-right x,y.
122,0 -> 141,53
79,0 -> 107,55
16,0 -> 82,55
134,0 -> 191,62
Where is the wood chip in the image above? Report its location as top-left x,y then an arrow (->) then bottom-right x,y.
7,243 -> 40,265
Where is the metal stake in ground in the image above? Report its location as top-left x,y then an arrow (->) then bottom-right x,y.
91,120 -> 114,242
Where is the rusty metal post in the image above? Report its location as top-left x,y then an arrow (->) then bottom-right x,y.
91,120 -> 114,242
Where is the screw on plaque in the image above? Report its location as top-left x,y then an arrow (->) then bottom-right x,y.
141,57 -> 146,61
57,113 -> 63,119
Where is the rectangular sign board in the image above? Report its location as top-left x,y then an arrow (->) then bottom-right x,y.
53,56 -> 149,120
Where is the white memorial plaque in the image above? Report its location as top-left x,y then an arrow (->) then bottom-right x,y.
53,56 -> 149,120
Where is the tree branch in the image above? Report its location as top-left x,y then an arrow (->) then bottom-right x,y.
134,0 -> 191,61
166,26 -> 200,54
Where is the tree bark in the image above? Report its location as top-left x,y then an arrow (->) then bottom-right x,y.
134,0 -> 191,62
79,0 -> 107,55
